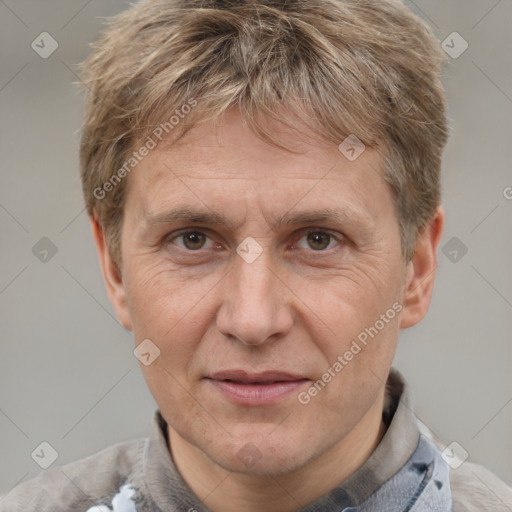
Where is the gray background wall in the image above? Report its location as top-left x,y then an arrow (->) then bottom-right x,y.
1,0 -> 511,496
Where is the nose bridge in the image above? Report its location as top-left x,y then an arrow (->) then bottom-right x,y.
216,249 -> 292,345
235,252 -> 275,308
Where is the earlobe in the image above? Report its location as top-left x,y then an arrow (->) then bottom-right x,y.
90,214 -> 133,331
399,206 -> 444,329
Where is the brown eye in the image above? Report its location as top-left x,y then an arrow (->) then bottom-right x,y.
306,231 -> 333,250
180,231 -> 207,250
294,230 -> 341,252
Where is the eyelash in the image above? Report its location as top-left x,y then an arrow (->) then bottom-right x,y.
166,228 -> 345,255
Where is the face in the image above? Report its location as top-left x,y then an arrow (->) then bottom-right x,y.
96,108 -> 437,476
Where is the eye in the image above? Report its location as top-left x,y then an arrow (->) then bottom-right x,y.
295,230 -> 341,251
171,230 -> 215,251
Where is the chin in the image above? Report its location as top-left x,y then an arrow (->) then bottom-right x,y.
200,424 -> 318,476
215,446 -> 310,476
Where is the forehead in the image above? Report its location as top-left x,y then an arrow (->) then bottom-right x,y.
126,109 -> 393,227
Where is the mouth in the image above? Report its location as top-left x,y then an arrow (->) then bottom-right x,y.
205,370 -> 309,405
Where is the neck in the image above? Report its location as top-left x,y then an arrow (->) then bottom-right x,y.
168,391 -> 387,512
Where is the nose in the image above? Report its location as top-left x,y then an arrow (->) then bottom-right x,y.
216,248 -> 293,346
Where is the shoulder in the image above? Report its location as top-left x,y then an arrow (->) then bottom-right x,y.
450,461 -> 512,512
416,418 -> 512,511
0,438 -> 145,512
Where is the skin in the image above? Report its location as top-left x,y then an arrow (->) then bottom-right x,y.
92,108 -> 443,512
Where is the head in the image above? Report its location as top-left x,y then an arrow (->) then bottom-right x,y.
80,0 -> 447,477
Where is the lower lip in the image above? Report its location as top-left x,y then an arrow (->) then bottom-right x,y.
207,379 -> 308,406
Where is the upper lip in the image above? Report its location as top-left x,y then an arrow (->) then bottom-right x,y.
209,370 -> 307,384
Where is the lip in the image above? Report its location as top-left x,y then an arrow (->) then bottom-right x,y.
210,370 -> 306,383
206,370 -> 309,406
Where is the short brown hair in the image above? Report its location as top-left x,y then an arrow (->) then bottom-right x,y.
79,0 -> 449,266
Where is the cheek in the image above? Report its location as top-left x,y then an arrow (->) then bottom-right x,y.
124,260 -> 212,336
124,264 -> 216,422
303,261 -> 403,342
303,308 -> 399,435
298,262 -> 403,407
122,261 -> 224,391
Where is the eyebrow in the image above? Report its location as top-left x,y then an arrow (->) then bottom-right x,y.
275,208 -> 372,231
142,206 -> 373,232
142,207 -> 238,231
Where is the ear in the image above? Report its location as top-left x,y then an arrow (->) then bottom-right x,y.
90,213 -> 133,331
399,206 -> 444,329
